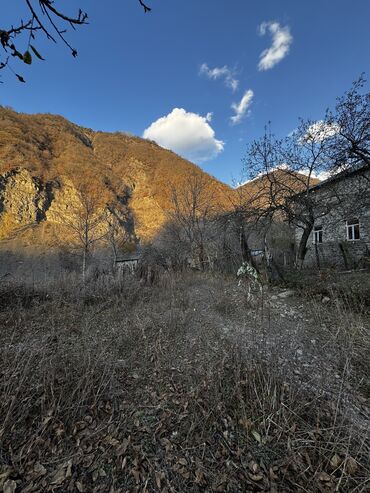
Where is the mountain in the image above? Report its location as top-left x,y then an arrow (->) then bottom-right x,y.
236,169 -> 321,210
0,108 -> 321,252
0,108 -> 232,248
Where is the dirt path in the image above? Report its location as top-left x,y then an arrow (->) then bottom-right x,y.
185,275 -> 370,435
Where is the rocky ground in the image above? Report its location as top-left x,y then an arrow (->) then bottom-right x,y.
185,275 -> 370,432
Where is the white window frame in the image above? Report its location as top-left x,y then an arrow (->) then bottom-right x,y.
346,219 -> 360,241
313,226 -> 323,244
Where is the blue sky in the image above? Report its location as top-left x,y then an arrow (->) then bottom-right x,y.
1,0 -> 369,184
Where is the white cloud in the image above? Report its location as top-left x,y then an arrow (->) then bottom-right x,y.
143,108 -> 224,163
313,171 -> 331,180
237,163 -> 331,187
200,63 -> 239,92
206,112 -> 213,122
258,21 -> 292,71
298,168 -> 335,181
304,121 -> 340,142
230,89 -> 254,125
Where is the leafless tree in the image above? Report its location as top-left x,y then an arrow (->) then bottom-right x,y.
243,122 -> 339,267
221,183 -> 262,268
168,172 -> 217,270
326,75 -> 370,170
224,183 -> 291,280
1,0 -> 152,82
61,184 -> 107,281
105,206 -> 132,264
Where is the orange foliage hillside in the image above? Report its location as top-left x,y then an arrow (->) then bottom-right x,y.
0,108 -> 233,245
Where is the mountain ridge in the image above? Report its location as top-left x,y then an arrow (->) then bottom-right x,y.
0,107 -> 233,247
0,108 -> 321,249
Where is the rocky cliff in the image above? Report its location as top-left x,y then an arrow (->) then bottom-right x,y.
0,108 -> 232,248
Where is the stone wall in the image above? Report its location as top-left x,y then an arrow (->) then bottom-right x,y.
296,167 -> 370,269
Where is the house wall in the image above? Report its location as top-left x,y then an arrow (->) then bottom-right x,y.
116,259 -> 139,273
296,167 -> 370,269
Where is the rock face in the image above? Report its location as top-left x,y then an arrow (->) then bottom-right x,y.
0,169 -> 134,246
0,108 -> 232,247
0,169 -> 52,225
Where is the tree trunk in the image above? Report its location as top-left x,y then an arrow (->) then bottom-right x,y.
111,242 -> 118,271
339,242 -> 350,270
198,243 -> 205,271
239,225 -> 257,270
296,223 -> 313,269
314,242 -> 321,270
82,248 -> 87,283
264,235 -> 282,282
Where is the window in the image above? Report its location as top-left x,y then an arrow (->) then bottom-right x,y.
346,218 -> 360,241
313,225 -> 323,244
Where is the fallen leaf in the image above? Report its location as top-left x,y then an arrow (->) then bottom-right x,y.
104,435 -> 120,447
82,454 -> 95,468
131,468 -> 140,484
66,460 -> 72,479
178,467 -> 190,479
345,457 -> 358,475
251,430 -> 262,443
42,408 -> 54,426
330,454 -> 342,469
50,460 -> 72,486
0,469 -> 12,487
195,468 -> 204,484
239,418 -> 252,429
318,472 -> 332,482
33,463 -> 47,477
76,481 -> 84,492
117,437 -> 130,456
155,471 -> 163,489
3,479 -> 17,493
269,467 -> 279,480
249,473 -> 263,482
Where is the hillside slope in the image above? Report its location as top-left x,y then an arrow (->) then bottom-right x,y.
237,169 -> 321,210
0,108 -> 232,247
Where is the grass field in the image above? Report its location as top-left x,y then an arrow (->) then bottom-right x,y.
0,270 -> 369,492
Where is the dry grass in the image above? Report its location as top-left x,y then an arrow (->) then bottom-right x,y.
284,269 -> 370,314
0,271 -> 369,492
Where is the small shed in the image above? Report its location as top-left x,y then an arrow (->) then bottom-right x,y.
115,253 -> 141,273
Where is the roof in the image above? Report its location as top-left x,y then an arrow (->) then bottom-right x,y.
307,161 -> 370,193
115,252 -> 141,262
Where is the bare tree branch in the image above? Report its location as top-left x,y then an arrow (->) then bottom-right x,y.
1,0 -> 152,82
138,0 -> 152,13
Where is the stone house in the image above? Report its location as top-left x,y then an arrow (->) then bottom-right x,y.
296,163 -> 370,269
